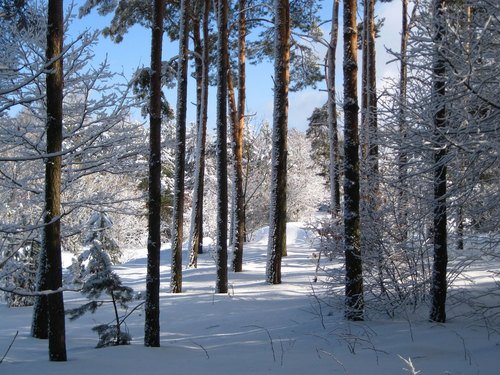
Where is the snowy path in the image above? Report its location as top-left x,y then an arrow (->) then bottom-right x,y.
0,222 -> 498,374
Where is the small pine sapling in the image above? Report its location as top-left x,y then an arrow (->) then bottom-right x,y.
66,239 -> 134,348
84,211 -> 121,264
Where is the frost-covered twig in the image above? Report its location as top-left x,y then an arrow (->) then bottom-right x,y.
316,348 -> 348,374
398,355 -> 420,374
0,285 -> 81,296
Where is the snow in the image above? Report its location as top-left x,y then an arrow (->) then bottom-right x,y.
1,222 -> 498,374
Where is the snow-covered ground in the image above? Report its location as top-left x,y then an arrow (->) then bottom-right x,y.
0,223 -> 498,374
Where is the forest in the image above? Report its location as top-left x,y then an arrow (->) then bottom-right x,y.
0,0 -> 498,372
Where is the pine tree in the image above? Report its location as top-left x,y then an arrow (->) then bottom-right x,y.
327,0 -> 341,215
231,0 -> 247,273
171,0 -> 190,294
188,0 -> 210,269
343,0 -> 364,321
429,0 -> 448,324
44,0 -> 67,361
215,0 -> 229,294
144,0 -> 165,347
306,104 -> 330,182
66,239 -> 134,348
266,0 -> 290,285
84,212 -> 120,264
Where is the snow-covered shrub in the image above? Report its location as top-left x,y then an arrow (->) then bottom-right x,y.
66,239 -> 135,348
84,212 -> 121,264
1,239 -> 40,307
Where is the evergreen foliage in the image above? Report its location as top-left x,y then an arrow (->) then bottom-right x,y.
1,240 -> 39,307
84,212 -> 121,264
66,238 -> 134,348
306,104 -> 331,181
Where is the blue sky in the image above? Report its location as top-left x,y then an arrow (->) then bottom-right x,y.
69,1 -> 403,133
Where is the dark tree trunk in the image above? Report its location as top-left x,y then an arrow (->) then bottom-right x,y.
215,0 -> 228,294
343,0 -> 364,321
31,246 -> 48,339
361,2 -> 368,163
429,0 -> 448,324
360,0 -> 379,223
227,50 -> 238,250
171,0 -> 190,294
188,0 -> 210,268
457,206 -> 464,250
398,0 -> 409,243
266,0 -> 290,285
364,0 -> 383,297
366,0 -> 378,192
327,0 -> 340,215
44,0 -> 67,361
144,0 -> 164,347
231,0 -> 246,273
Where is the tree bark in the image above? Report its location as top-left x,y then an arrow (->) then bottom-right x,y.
215,0 -> 228,294
31,246 -> 48,339
343,0 -> 364,321
231,0 -> 246,273
44,0 -> 67,361
327,0 -> 340,215
171,0 -> 190,294
188,0 -> 210,268
266,0 -> 290,285
144,0 -> 164,347
398,0 -> 409,243
429,0 -> 448,324
366,0 -> 378,193
361,2 -> 368,163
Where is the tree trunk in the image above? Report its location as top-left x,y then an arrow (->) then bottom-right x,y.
327,0 -> 340,215
367,0 -> 378,194
457,206 -> 464,250
31,246 -> 48,339
398,0 -> 409,243
266,0 -> 290,285
144,0 -> 164,347
343,0 -> 363,321
361,0 -> 379,234
361,2 -> 368,163
188,0 -> 210,268
44,0 -> 67,361
227,50 -> 238,246
171,0 -> 190,294
231,0 -> 246,273
365,0 -> 383,297
429,0 -> 448,324
215,0 -> 228,294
